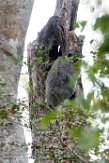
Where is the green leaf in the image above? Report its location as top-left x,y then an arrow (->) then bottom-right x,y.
38,49 -> 44,55
40,111 -> 56,128
79,21 -> 87,31
35,57 -> 43,64
79,127 -> 103,152
94,15 -> 109,33
73,20 -> 79,29
14,55 -> 23,62
98,35 -> 109,53
0,78 -> 6,86
2,119 -> 13,126
69,126 -> 81,138
0,110 -> 8,119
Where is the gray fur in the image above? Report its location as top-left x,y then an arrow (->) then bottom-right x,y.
45,57 -> 80,107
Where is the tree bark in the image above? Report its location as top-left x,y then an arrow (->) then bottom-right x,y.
0,0 -> 34,162
55,0 -> 80,30
28,0 -> 88,162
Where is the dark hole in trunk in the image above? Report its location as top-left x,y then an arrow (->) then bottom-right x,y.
49,44 -> 62,61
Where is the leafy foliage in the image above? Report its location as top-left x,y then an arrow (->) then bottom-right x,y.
80,8 -> 109,162
1,1 -> 109,162
0,99 -> 24,126
33,5 -> 109,163
94,15 -> 109,54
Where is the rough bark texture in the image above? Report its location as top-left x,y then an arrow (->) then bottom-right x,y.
55,0 -> 80,30
28,0 -> 88,162
0,0 -> 34,162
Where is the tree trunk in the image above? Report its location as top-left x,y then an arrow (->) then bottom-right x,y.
0,0 -> 34,162
55,0 -> 79,30
28,0 -> 88,162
